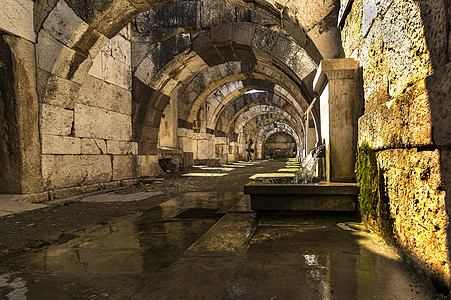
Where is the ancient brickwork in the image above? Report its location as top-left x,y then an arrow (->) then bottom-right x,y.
36,2 -> 162,191
342,0 -> 451,289
264,132 -> 297,158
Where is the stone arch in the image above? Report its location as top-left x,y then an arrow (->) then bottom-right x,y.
223,102 -> 305,139
183,61 -> 310,124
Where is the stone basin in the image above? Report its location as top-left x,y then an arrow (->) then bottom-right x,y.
244,182 -> 359,212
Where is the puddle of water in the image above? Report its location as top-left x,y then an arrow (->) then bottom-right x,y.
1,192 -> 246,299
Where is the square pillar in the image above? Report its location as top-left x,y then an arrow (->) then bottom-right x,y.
314,58 -> 361,182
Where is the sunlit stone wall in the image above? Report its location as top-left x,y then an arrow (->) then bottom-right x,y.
341,0 -> 451,290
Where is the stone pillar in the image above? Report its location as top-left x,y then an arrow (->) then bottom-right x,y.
0,34 -> 43,193
313,58 -> 361,182
307,127 -> 317,153
158,97 -> 178,148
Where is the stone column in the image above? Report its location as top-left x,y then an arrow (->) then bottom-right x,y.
313,58 -> 361,182
158,97 -> 178,148
0,34 -> 43,193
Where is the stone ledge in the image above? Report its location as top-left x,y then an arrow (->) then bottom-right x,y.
244,182 -> 359,211
2,179 -> 143,204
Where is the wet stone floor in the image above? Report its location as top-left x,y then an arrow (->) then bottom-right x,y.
0,190 -> 439,299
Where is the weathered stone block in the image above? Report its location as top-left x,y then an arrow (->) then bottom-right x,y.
211,23 -> 233,44
36,29 -> 75,78
200,2 -> 236,27
178,136 -> 193,153
42,0 -> 89,48
358,80 -> 433,149
377,148 -> 448,288
107,140 -> 138,155
136,155 -> 161,177
138,142 -> 158,155
42,75 -> 81,109
42,155 -> 112,188
137,1 -> 200,30
39,103 -> 74,136
112,155 -> 135,180
88,50 -> 103,79
0,0 -> 35,42
74,104 -> 132,140
232,22 -> 256,46
41,135 -> 81,154
107,34 -> 131,66
81,138 -> 106,154
134,55 -> 158,86
102,53 -> 132,90
360,19 -> 389,112
381,0 -> 431,98
426,63 -> 451,147
78,75 -> 132,115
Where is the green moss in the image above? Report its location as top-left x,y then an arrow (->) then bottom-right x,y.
355,143 -> 379,219
355,143 -> 394,243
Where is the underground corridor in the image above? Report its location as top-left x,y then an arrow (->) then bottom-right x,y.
0,0 -> 450,298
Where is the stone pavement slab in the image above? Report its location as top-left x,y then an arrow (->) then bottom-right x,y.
0,195 -> 47,217
79,191 -> 164,203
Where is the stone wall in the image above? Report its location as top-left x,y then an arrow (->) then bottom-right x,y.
341,0 -> 451,290
36,4 -> 162,193
264,132 -> 296,158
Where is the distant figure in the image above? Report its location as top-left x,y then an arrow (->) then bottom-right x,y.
246,139 -> 254,161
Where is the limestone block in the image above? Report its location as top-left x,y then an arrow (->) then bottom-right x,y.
39,104 -> 73,136
74,104 -> 132,141
102,53 -> 132,90
340,0 -> 363,57
134,56 -> 158,86
106,34 -> 131,66
377,148 -> 448,287
112,155 -> 135,181
414,0 -> 448,69
0,0 -> 35,42
359,19 -> 389,112
69,55 -> 93,85
176,51 -> 208,76
81,138 -> 106,154
201,2 -> 236,27
358,81 -> 433,150
381,0 -> 431,98
137,1 -> 199,30
88,51 -> 103,80
106,140 -> 138,155
42,155 -> 112,188
89,33 -> 109,59
41,135 -> 81,154
286,44 -> 317,79
426,63 -> 451,147
78,75 -> 132,115
36,29 -> 75,78
178,136 -> 193,152
232,22 -> 256,46
42,75 -> 81,109
136,155 -> 161,177
362,0 -> 377,37
42,0 -> 89,48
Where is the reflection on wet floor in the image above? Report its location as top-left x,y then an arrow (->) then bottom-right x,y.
0,192 -> 439,299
